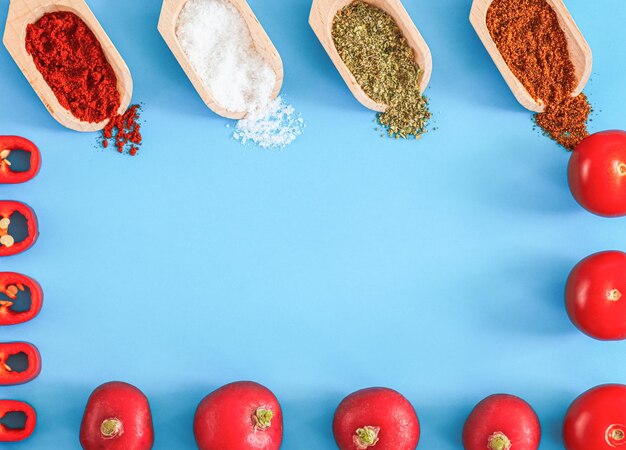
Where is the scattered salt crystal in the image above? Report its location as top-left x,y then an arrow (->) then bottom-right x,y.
176,0 -> 304,149
233,97 -> 305,149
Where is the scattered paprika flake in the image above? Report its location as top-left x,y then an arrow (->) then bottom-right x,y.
487,0 -> 591,150
102,105 -> 143,156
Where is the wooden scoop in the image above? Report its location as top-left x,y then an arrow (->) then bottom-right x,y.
158,0 -> 284,120
309,0 -> 432,112
3,0 -> 133,132
470,0 -> 592,112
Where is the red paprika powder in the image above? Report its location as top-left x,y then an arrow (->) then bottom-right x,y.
25,12 -> 119,124
25,11 -> 143,155
487,0 -> 591,149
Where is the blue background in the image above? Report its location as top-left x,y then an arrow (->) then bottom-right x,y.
1,0 -> 626,448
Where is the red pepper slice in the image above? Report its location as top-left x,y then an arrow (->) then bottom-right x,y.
0,273 -> 43,326
0,400 -> 36,442
0,342 -> 41,385
0,201 -> 38,257
0,136 -> 41,184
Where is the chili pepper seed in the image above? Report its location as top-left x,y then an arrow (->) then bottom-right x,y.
6,285 -> 19,298
0,235 -> 14,248
0,150 -> 10,165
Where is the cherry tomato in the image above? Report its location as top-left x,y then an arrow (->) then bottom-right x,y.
462,394 -> 540,450
563,384 -> 626,449
568,130 -> 626,217
565,251 -> 626,340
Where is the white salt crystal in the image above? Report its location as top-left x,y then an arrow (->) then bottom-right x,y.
176,0 -> 275,112
233,97 -> 305,149
176,0 -> 304,149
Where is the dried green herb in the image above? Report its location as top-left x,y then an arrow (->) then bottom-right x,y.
332,1 -> 431,139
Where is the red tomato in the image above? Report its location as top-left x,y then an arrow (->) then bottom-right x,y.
194,381 -> 283,450
568,130 -> 626,217
333,387 -> 420,450
566,251 -> 626,340
79,382 -> 154,450
563,384 -> 626,449
462,394 -> 540,450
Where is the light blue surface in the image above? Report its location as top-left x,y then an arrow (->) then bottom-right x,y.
1,0 -> 626,448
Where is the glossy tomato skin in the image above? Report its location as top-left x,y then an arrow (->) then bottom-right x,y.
333,387 -> 420,450
568,130 -> 626,217
79,381 -> 154,450
566,251 -> 626,340
462,394 -> 540,450
194,381 -> 283,450
563,384 -> 626,450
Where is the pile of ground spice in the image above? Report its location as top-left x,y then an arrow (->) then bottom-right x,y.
26,12 -> 120,123
332,1 -> 431,139
487,0 -> 591,149
26,12 -> 143,155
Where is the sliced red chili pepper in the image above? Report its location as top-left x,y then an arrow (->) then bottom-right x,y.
0,342 -> 41,386
0,400 -> 36,442
0,136 -> 41,184
0,273 -> 43,326
0,201 -> 38,257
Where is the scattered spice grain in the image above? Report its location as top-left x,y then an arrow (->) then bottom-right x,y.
102,104 -> 142,156
487,0 -> 591,149
332,1 -> 431,139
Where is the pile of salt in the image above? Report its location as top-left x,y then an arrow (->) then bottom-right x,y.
176,0 -> 304,149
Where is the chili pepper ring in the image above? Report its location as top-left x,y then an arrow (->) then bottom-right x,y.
0,273 -> 43,326
0,201 -> 38,257
0,400 -> 37,442
0,342 -> 41,386
0,136 -> 41,184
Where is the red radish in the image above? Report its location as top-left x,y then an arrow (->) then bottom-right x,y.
333,387 -> 420,450
463,394 -> 540,450
79,381 -> 153,450
194,381 -> 283,450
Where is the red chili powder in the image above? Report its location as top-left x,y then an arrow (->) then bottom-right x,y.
25,11 -> 120,123
487,0 -> 591,150
25,11 -> 143,156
